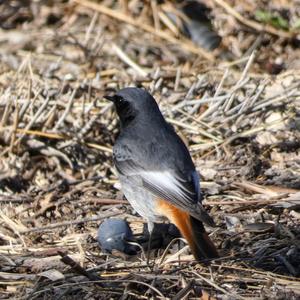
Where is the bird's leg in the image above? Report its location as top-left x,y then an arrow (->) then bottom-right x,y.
146,221 -> 154,266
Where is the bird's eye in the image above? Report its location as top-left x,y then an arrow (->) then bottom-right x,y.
114,95 -> 124,103
114,96 -> 129,111
114,95 -> 136,125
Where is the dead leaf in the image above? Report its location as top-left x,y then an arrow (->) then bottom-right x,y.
38,269 -> 65,281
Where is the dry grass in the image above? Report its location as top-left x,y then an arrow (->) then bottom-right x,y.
0,1 -> 300,299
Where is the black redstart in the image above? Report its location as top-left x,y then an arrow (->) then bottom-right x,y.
105,87 -> 219,260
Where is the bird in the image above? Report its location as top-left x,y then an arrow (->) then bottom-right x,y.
104,87 -> 219,261
167,0 -> 221,51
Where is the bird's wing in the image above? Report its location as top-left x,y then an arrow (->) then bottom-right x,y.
116,154 -> 203,207
114,137 -> 215,226
116,158 -> 214,226
141,169 -> 199,207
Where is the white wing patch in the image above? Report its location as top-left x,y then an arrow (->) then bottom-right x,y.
140,171 -> 195,202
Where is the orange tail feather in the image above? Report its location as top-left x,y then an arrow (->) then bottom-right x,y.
156,199 -> 219,261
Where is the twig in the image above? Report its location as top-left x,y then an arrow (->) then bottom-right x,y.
111,43 -> 148,77
80,197 -> 128,205
190,271 -> 246,300
84,12 -> 99,46
0,195 -> 33,203
223,51 -> 256,112
54,88 -> 77,130
58,251 -> 103,283
206,198 -> 297,206
9,100 -> 19,153
172,279 -> 195,300
20,211 -> 122,233
6,128 -> 113,154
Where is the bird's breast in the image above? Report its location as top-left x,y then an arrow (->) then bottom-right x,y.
118,174 -> 165,223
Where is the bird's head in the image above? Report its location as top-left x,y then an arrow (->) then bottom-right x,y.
104,87 -> 161,128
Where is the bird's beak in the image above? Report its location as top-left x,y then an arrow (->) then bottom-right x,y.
104,95 -> 116,102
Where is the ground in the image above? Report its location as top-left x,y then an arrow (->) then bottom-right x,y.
0,1 -> 300,299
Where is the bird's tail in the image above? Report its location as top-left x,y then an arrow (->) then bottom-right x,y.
189,215 -> 219,260
156,199 -> 219,261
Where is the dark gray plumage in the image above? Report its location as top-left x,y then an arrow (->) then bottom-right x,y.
108,88 -> 214,227
105,88 -> 219,260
